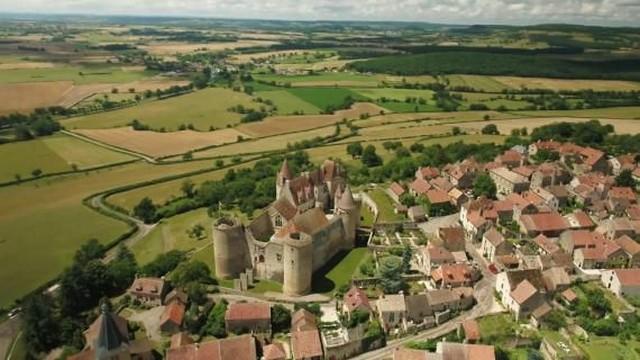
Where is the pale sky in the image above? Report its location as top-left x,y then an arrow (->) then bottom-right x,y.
1,0 -> 639,26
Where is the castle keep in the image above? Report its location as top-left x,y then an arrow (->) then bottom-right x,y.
213,159 -> 361,296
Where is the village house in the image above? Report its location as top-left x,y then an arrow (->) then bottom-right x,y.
292,309 -> 317,332
263,343 -> 287,360
430,176 -> 455,193
573,238 -> 626,270
410,178 -> 432,197
343,286 -> 373,317
604,217 -> 637,240
420,245 -> 455,270
480,227 -> 513,263
408,205 -> 426,222
460,197 -> 497,241
416,166 -> 440,181
564,210 -> 596,231
532,234 -> 561,255
160,291 -> 188,334
426,287 -> 475,313
388,182 -> 406,203
404,294 -> 434,328
431,263 -> 479,289
496,149 -> 525,169
528,140 -> 562,157
225,302 -> 272,337
438,226 -> 466,252
166,334 -> 257,360
459,319 -> 481,344
560,144 -> 608,174
376,294 -> 407,332
128,277 -> 167,306
518,212 -> 570,237
615,235 -> 640,267
490,167 -> 530,196
392,342 -> 496,360
513,165 -> 536,180
601,268 -> 640,298
444,163 -> 477,189
542,267 -> 571,292
495,269 -> 547,321
530,162 -> 571,189
448,187 -> 469,208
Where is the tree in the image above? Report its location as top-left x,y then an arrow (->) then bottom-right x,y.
615,169 -> 636,188
204,300 -> 228,338
544,309 -> 566,330
401,244 -> 413,274
74,238 -> 106,264
379,256 -> 405,294
452,126 -> 462,136
187,224 -> 205,239
271,304 -> 292,333
346,142 -> 364,159
399,193 -> 417,207
14,124 -> 33,140
382,141 -> 401,152
473,173 -> 497,199
185,282 -> 208,305
361,145 -> 382,167
142,250 -> 186,277
31,168 -> 43,178
107,244 -> 138,291
181,179 -> 196,198
170,260 -> 211,287
183,151 -> 193,161
133,197 -> 157,224
23,294 -> 61,353
215,159 -> 224,168
481,124 -> 499,135
59,260 -> 112,315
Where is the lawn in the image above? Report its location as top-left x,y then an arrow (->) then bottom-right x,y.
255,89 -> 321,115
477,313 -> 518,343
0,158 -> 219,307
61,87 -> 257,131
573,336 -> 640,360
0,65 -> 153,84
312,247 -> 371,294
0,133 -> 135,183
249,279 -> 283,294
131,208 -> 213,266
351,88 -> 440,112
367,188 -> 404,223
360,205 -> 376,227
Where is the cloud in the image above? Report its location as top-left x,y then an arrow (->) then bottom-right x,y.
0,0 -> 639,26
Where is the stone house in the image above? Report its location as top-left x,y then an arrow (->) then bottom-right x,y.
601,268 -> 640,298
342,286 -> 373,317
128,277 -> 166,306
615,235 -> 640,268
376,294 -> 407,332
431,263 -> 479,289
438,226 -> 466,252
495,269 -> 547,321
420,245 -> 455,270
480,227 -> 513,263
225,302 -> 272,337
490,167 -> 530,195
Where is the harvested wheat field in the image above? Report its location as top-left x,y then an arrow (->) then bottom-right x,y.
238,102 -> 386,137
354,110 -> 520,128
0,81 -> 73,114
141,40 -> 278,55
0,61 -> 56,70
493,76 -> 640,91
73,127 -> 250,158
459,117 -> 640,135
337,123 -> 453,143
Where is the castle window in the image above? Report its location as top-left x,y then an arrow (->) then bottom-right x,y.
276,254 -> 282,262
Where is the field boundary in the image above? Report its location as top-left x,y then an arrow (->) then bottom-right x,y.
63,130 -> 158,163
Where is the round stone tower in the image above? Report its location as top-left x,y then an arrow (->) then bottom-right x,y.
336,185 -> 359,249
212,217 -> 250,279
282,232 -> 313,296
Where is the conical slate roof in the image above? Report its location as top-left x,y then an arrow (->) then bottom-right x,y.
95,304 -> 128,357
338,185 -> 356,210
279,159 -> 293,179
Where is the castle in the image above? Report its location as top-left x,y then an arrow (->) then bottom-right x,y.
212,159 -> 361,296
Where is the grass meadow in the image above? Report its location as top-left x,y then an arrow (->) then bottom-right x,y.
62,87 -> 257,131
0,158 -> 218,307
0,133 -> 135,183
0,65 -> 153,84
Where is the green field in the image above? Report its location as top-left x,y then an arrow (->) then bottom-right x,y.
61,87 -> 257,130
255,89 -> 321,114
0,133 -> 135,183
312,247 -> 371,294
351,88 -> 440,112
0,65 -> 153,84
455,92 -> 530,110
131,208 -> 213,265
254,72 -> 384,87
0,158 -> 218,307
284,87 -> 366,111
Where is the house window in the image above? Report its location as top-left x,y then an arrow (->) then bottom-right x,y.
276,254 -> 282,262
275,215 -> 283,227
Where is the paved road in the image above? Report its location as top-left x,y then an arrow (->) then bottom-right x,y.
88,194 -> 156,261
0,317 -> 20,360
352,239 -> 498,360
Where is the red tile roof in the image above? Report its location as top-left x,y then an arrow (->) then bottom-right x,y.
609,187 -> 637,202
389,182 -> 405,197
561,288 -> 578,302
427,189 -> 451,205
166,335 -> 256,360
510,280 -> 538,305
462,319 -> 481,341
291,329 -> 323,359
225,302 -> 271,322
343,286 -> 372,313
432,263 -> 474,284
263,343 -> 287,360
520,212 -> 569,233
616,235 -> 640,256
418,166 -> 440,179
411,178 -> 432,195
161,301 -> 186,327
613,268 -> 640,287
129,277 -> 165,298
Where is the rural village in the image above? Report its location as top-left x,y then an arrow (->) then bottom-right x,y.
1,13 -> 640,360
